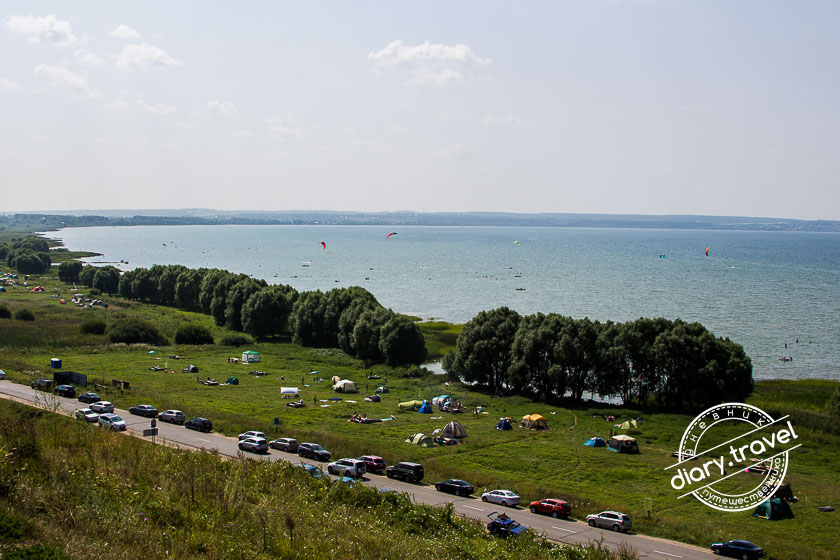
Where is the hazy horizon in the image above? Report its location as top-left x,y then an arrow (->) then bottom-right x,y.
2,2 -> 839,220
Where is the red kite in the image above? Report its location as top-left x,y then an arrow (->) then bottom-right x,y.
320,241 -> 326,250
386,232 -> 398,239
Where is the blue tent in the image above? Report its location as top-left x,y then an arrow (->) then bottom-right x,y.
496,417 -> 513,430
417,400 -> 432,414
584,437 -> 606,447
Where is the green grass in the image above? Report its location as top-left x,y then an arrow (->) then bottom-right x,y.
1,265 -> 839,559
417,320 -> 462,361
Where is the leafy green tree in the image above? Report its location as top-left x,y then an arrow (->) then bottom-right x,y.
828,384 -> 840,416
92,266 -> 120,295
210,272 -> 247,326
224,278 -> 267,331
241,284 -> 298,340
199,269 -> 227,314
57,261 -> 83,283
509,313 -> 566,398
337,295 -> 381,354
130,268 -> 158,302
290,290 -> 328,346
158,265 -> 188,306
554,316 -> 599,401
379,315 -> 427,366
351,308 -> 394,361
175,268 -> 207,311
79,265 -> 97,288
10,250 -> 50,274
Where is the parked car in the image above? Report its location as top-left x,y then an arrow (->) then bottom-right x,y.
158,410 -> 185,424
487,511 -> 525,538
30,378 -> 53,391
529,499 -> 571,519
98,413 -> 127,431
327,458 -> 367,478
711,540 -> 764,559
586,511 -> 632,532
297,442 -> 331,462
238,430 -> 266,441
358,455 -> 387,474
269,437 -> 299,452
385,461 -> 424,483
0,370 -> 6,380
90,401 -> 115,413
54,384 -> 76,398
185,417 -> 213,432
77,392 -> 101,404
129,404 -> 158,418
481,490 -> 521,507
74,408 -> 99,423
435,479 -> 474,496
298,462 -> 325,479
239,437 -> 269,453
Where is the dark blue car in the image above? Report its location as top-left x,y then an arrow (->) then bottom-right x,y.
711,540 -> 763,559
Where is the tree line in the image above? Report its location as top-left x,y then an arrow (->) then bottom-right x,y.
0,236 -> 51,275
62,263 -> 427,366
442,307 -> 753,413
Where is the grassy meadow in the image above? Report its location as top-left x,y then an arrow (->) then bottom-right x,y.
1,256 -> 839,559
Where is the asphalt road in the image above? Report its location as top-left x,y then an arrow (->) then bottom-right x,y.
0,381 -> 714,560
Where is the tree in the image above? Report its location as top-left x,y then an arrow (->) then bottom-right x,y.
351,308 -> 394,362
241,284 -> 298,339
379,315 -> 427,366
10,250 -> 50,274
92,266 -> 120,295
337,295 -> 381,354
79,265 -> 97,288
224,278 -> 267,331
210,273 -> 247,326
509,313 -> 566,398
199,269 -> 227,314
158,265 -> 188,306
130,268 -> 158,302
57,261 -> 83,284
554,316 -> 599,401
175,268 -> 207,311
828,384 -> 840,416
290,290 -> 328,346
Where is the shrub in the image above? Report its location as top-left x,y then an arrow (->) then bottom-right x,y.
14,308 -> 34,321
0,509 -> 26,542
828,384 -> 840,416
80,319 -> 107,335
2,545 -> 71,560
175,323 -> 214,345
106,318 -> 168,345
220,333 -> 253,346
0,304 -> 10,319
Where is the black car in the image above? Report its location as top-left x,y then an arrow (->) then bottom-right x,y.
435,479 -> 474,496
31,378 -> 53,391
128,404 -> 158,418
711,540 -> 764,559
385,462 -> 424,483
77,392 -> 101,404
297,442 -> 331,462
54,384 -> 76,398
185,417 -> 213,432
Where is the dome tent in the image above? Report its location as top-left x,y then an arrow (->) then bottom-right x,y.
333,379 -> 357,393
496,417 -> 513,431
522,414 -> 547,430
584,437 -> 606,447
405,433 -> 434,447
417,400 -> 432,414
441,421 -> 467,439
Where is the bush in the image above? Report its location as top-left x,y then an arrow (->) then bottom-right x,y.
220,333 -> 253,346
106,318 -> 168,345
14,308 -> 34,321
0,304 -> 10,319
80,319 -> 107,335
828,385 -> 840,416
2,545 -> 71,560
175,323 -> 214,345
0,509 -> 26,542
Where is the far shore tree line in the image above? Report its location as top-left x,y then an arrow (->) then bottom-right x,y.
60,263 -> 428,367
442,307 -> 754,413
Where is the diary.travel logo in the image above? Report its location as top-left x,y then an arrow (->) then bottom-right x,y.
666,403 -> 799,512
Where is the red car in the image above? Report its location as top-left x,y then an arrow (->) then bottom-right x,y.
358,455 -> 387,474
529,498 -> 571,519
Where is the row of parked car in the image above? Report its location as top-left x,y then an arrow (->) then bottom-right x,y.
72,392 -> 213,433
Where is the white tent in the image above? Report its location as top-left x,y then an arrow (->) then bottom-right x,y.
441,421 -> 467,439
333,379 -> 357,393
241,350 -> 261,363
281,387 -> 299,395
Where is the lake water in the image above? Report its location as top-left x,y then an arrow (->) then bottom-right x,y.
47,225 -> 840,381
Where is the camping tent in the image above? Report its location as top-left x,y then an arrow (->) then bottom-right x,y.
496,417 -> 513,431
331,375 -> 341,384
398,400 -> 423,411
752,498 -> 794,520
772,482 -> 795,502
405,433 -> 434,447
418,400 -> 432,414
332,379 -> 357,393
619,419 -> 638,430
441,421 -> 467,439
607,434 -> 639,453
522,414 -> 548,430
432,395 -> 453,408
584,437 -> 606,447
281,386 -> 299,395
241,350 -> 260,363
225,376 -> 239,385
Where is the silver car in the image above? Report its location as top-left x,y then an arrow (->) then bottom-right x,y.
480,489 -> 521,507
238,437 -> 269,454
90,400 -> 115,413
98,413 -> 127,431
238,430 -> 266,441
74,408 -> 99,423
586,511 -> 632,532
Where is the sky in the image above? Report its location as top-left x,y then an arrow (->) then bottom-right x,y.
1,1 -> 839,220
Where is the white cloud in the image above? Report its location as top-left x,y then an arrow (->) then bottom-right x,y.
75,49 -> 104,66
480,113 -> 522,127
231,130 -> 253,137
207,99 -> 240,117
115,43 -> 180,70
267,116 -> 306,140
109,24 -> 140,40
175,120 -> 193,129
33,136 -> 50,144
444,143 -> 470,160
33,64 -> 100,98
368,40 -> 490,85
5,14 -> 78,47
138,100 -> 177,116
0,78 -> 22,92
104,99 -> 131,111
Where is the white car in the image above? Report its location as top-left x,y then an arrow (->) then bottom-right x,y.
74,408 -> 99,423
90,400 -> 115,413
98,413 -> 127,431
480,489 -> 521,507
238,437 -> 269,453
238,430 -> 266,441
327,458 -> 367,478
586,511 -> 632,532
